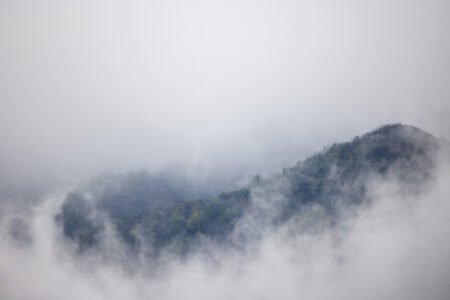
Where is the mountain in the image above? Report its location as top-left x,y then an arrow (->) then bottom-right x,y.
56,124 -> 445,257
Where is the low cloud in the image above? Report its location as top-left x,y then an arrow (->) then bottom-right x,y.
1,151 -> 449,300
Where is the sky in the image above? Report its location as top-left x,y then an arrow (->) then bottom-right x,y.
1,0 -> 450,187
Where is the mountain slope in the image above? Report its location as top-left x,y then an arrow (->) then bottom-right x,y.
56,124 -> 444,257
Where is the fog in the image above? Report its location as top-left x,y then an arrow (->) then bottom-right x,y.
0,147 -> 449,300
1,0 -> 450,189
1,1 -> 450,299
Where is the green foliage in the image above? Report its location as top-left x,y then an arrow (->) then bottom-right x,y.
57,124 -> 441,256
57,193 -> 103,250
86,187 -> 253,256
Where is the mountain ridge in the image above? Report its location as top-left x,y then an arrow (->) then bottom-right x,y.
57,124 -> 445,258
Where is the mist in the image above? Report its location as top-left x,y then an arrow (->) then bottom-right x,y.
1,0 -> 450,190
0,145 -> 449,300
1,0 -> 450,299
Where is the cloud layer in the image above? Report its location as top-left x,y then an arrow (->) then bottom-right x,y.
1,150 -> 449,300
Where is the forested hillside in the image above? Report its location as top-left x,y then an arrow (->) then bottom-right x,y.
56,124 -> 443,257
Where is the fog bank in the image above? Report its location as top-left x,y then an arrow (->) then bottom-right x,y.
0,152 -> 449,300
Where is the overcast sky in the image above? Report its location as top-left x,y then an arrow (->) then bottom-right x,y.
1,0 -> 449,186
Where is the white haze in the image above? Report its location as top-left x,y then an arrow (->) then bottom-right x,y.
0,151 -> 449,300
1,1 -> 450,299
1,0 -> 450,189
